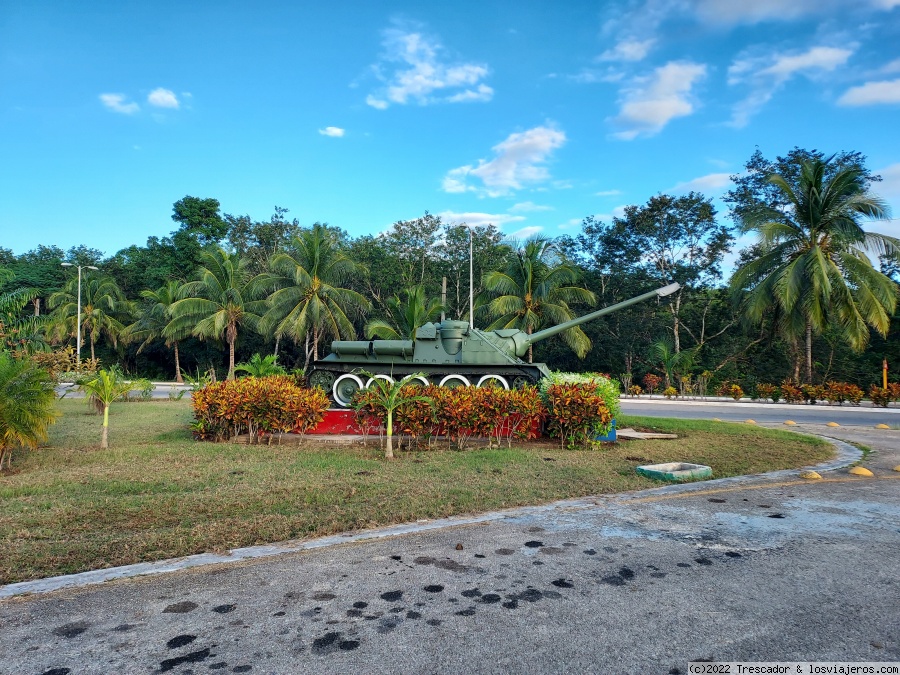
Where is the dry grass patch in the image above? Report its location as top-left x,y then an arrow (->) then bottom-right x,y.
0,401 -> 830,584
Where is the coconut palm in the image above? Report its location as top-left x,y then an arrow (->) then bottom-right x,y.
48,273 -> 130,362
124,280 -> 190,382
78,368 -> 135,449
364,284 -> 445,341
234,353 -> 286,377
258,224 -> 370,365
355,371 -> 431,459
730,156 -> 899,382
482,236 -> 596,363
166,247 -> 267,380
0,352 -> 58,470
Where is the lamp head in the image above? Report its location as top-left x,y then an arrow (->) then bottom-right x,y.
87,266 -> 99,270
60,263 -> 73,267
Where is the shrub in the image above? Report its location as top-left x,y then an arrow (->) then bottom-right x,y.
543,383 -> 612,449
31,347 -> 99,381
642,373 -> 661,394
0,352 -> 59,470
780,380 -> 805,404
663,386 -> 678,399
727,384 -> 744,401
627,384 -> 643,397
823,381 -> 863,406
801,384 -> 825,405
889,382 -> 900,402
191,376 -> 329,442
540,372 -> 620,421
353,385 -> 545,451
755,383 -> 778,402
869,385 -> 892,408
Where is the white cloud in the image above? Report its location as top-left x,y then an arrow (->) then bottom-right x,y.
366,24 -> 493,108
99,93 -> 139,114
838,78 -> 900,106
436,211 -> 526,229
595,189 -> 622,197
508,225 -> 544,240
319,126 -> 346,137
147,87 -> 179,109
597,39 -> 655,62
609,61 -> 707,140
880,59 -> 900,75
671,172 -> 733,194
443,125 -> 567,196
728,46 -> 853,126
510,201 -> 554,212
692,0 -> 839,24
877,163 -> 900,199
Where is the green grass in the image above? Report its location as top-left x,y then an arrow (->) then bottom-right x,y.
0,401 -> 831,584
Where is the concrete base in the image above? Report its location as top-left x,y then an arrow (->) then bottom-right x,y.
636,461 -> 713,481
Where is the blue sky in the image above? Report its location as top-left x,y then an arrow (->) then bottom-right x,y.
2,0 -> 899,258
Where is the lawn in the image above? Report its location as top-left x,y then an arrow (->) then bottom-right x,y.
0,399 -> 831,585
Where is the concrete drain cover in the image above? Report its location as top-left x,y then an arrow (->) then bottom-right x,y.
636,462 -> 712,482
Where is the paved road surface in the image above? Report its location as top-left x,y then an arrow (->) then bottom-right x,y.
2,425 -> 898,674
622,396 -> 900,426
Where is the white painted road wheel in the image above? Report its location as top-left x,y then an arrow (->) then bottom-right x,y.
439,374 -> 471,388
333,373 -> 364,407
365,374 -> 395,390
477,374 -> 510,389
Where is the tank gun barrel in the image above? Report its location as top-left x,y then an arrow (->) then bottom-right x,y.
517,282 -> 680,357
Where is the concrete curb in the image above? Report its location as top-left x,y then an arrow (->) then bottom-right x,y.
0,435 -> 862,601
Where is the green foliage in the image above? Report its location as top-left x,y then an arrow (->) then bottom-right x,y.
0,352 -> 59,470
868,385 -> 892,407
235,353 -> 286,377
482,236 -> 596,362
663,386 -> 678,399
167,247 -> 268,380
365,284 -> 444,340
351,372 -> 432,458
256,223 -> 370,364
542,382 -> 612,449
730,154 -> 898,382
77,368 -> 136,448
191,376 -> 329,442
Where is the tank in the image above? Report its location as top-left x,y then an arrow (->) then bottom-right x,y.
309,283 -> 681,406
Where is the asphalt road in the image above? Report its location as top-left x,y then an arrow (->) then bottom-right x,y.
622,396 -> 900,426
2,425 -> 898,674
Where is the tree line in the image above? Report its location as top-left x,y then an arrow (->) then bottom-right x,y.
2,147 -> 898,390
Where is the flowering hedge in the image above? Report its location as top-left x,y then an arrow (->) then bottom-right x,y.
192,376 -> 329,442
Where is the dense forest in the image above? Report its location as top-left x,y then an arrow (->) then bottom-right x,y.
2,147 -> 899,392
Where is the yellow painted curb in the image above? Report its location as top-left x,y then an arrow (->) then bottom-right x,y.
826,422 -> 840,427
745,419 -> 756,424
784,420 -> 796,425
876,424 -> 891,429
712,418 -> 722,422
800,471 -> 822,480
893,465 -> 900,472
849,466 -> 874,477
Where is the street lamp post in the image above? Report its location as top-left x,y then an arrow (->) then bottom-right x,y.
60,263 -> 99,368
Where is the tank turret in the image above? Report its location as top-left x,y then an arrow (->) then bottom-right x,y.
308,283 -> 680,406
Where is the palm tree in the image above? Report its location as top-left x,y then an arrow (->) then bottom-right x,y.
364,284 -> 445,340
482,236 -> 596,363
258,224 -> 370,365
167,247 -> 267,380
48,273 -> 130,363
354,371 -> 431,459
0,352 -> 59,470
124,280 -> 189,382
730,156 -> 898,382
78,368 -> 135,449
234,353 -> 286,377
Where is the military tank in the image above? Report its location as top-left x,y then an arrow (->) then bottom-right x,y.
308,282 -> 680,406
